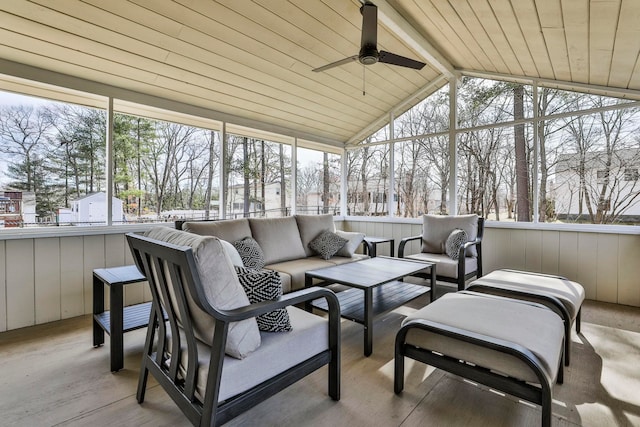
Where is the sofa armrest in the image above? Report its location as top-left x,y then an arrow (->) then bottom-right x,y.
398,235 -> 422,258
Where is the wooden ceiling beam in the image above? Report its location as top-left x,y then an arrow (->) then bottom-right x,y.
374,0 -> 455,79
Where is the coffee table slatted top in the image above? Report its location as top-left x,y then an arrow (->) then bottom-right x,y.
305,256 -> 431,288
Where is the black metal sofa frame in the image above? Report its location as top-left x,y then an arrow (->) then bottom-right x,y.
395,291 -> 564,427
398,217 -> 484,292
127,232 -> 341,427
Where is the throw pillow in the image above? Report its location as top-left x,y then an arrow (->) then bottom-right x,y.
233,237 -> 265,269
235,266 -> 292,332
308,230 -> 348,260
445,228 -> 468,260
335,230 -> 365,257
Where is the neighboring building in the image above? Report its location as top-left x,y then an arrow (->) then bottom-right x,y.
553,149 -> 640,221
68,192 -> 125,225
226,182 -> 290,217
0,190 -> 37,227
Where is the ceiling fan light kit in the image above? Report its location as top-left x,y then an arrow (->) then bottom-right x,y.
313,1 -> 426,72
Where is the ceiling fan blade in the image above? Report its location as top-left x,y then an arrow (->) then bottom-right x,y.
312,55 -> 359,72
360,3 -> 377,48
378,51 -> 426,70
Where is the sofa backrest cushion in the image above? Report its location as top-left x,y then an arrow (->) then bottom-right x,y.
182,218 -> 252,243
295,214 -> 336,257
422,214 -> 478,257
143,226 -> 261,359
248,217 -> 306,265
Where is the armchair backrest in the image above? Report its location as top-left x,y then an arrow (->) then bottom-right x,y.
127,228 -> 261,360
421,214 -> 483,257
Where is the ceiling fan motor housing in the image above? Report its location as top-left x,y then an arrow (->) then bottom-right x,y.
359,45 -> 379,65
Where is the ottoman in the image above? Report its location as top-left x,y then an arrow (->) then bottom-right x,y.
467,269 -> 585,365
395,291 -> 565,427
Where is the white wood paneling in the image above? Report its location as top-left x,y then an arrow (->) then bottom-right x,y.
596,233 -> 619,303
34,238 -> 61,324
0,223 -> 639,333
83,235 -> 105,315
541,230 -> 560,275
6,239 -> 35,329
618,234 -> 640,306
558,231 -> 579,283
577,233 -> 599,300
60,236 -> 85,319
524,229 -> 542,272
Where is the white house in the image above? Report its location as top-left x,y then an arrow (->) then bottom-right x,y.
70,192 -> 125,225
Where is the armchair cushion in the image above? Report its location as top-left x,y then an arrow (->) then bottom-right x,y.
233,236 -> 266,270
185,306 -> 330,402
144,227 -> 261,359
422,214 -> 478,257
220,239 -> 244,267
445,229 -> 468,260
405,252 -> 477,279
335,230 -> 365,257
235,266 -> 292,332
309,230 -> 348,260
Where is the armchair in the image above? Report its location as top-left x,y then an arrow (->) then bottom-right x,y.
127,228 -> 340,427
398,214 -> 484,294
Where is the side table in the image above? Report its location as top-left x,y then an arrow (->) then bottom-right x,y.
93,265 -> 148,372
363,236 -> 395,257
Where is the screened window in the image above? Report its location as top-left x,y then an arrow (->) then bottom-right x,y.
296,147 -> 340,215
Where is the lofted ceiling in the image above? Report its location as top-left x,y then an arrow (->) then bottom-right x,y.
0,0 -> 639,148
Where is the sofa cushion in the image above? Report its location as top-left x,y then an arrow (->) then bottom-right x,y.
422,214 -> 478,257
182,218 -> 252,243
335,230 -> 365,257
445,228 -> 468,260
233,236 -> 265,270
295,214 -> 336,257
309,230 -> 348,260
266,257 -> 337,292
234,266 -> 292,332
143,227 -> 261,359
249,217 -> 306,265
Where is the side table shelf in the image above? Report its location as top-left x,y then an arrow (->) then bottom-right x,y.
93,301 -> 154,335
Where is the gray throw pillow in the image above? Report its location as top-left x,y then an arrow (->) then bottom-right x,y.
233,237 -> 265,269
235,266 -> 292,332
335,230 -> 365,257
309,230 -> 348,260
445,228 -> 468,260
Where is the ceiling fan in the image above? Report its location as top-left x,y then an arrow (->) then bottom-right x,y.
312,1 -> 426,73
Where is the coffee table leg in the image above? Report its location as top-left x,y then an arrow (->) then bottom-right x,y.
430,265 -> 437,302
364,288 -> 373,356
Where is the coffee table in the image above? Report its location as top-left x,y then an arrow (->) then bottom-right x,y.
305,256 -> 435,356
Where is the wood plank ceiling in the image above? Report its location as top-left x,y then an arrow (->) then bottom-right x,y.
0,0 -> 639,147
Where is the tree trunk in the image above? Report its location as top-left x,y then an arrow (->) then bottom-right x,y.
513,85 -> 530,221
243,137 -> 250,217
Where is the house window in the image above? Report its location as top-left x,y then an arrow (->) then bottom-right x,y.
624,168 -> 639,181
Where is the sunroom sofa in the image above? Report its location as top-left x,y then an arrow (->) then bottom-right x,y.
180,214 -> 367,293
